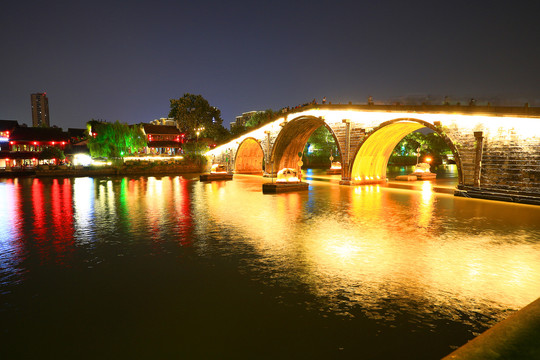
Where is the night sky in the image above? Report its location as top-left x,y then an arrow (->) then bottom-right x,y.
2,0 -> 539,130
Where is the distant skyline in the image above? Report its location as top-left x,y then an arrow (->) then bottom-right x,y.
2,0 -> 539,130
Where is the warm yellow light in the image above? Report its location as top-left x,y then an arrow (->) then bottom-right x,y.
414,163 -> 431,173
210,164 -> 227,174
425,157 -> 432,163
124,155 -> 184,161
207,119 -> 284,157
350,121 -> 424,183
276,177 -> 300,183
421,181 -> 433,196
206,107 -> 540,180
91,159 -> 112,166
276,168 -> 300,183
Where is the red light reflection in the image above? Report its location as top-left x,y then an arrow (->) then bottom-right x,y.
51,179 -> 75,264
32,178 -> 75,265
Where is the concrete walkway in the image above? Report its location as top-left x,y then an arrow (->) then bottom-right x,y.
442,297 -> 540,359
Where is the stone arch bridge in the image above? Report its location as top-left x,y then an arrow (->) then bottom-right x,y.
207,104 -> 540,204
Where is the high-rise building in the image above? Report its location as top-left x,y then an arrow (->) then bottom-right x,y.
31,92 -> 50,127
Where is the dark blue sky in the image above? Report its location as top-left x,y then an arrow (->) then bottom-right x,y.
2,0 -> 539,129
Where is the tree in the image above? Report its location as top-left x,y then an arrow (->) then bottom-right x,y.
169,93 -> 227,141
227,109 -> 277,140
230,123 -> 247,137
391,130 -> 452,165
39,146 -> 65,161
86,120 -> 146,159
302,126 -> 340,167
245,109 -> 277,128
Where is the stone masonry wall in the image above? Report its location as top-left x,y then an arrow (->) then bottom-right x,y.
481,131 -> 540,194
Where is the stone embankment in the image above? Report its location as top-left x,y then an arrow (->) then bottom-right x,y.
1,163 -> 206,178
443,297 -> 540,359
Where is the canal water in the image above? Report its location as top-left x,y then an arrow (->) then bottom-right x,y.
1,168 -> 539,359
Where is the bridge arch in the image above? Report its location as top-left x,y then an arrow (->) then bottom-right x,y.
349,118 -> 463,184
234,137 -> 264,174
270,116 -> 342,174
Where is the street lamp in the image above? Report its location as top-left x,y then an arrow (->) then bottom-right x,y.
195,126 -> 205,142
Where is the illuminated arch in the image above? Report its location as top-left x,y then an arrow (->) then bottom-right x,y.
271,116 -> 342,173
234,137 -> 264,174
350,118 -> 463,184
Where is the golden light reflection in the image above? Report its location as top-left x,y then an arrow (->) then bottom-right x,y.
147,177 -> 163,196
350,121 -> 424,183
424,236 -> 540,306
77,172 -> 540,324
193,177 -> 304,257
257,179 -> 540,318
416,181 -> 434,228
73,177 -> 94,244
329,240 -> 361,261
145,177 -> 173,241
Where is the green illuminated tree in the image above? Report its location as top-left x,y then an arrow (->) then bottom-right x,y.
302,126 -> 340,167
391,131 -> 452,164
86,120 -> 146,159
169,93 -> 228,141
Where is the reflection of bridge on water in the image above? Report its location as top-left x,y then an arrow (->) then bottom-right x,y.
208,104 -> 540,205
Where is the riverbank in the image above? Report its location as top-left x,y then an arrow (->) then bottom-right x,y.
0,162 -> 207,178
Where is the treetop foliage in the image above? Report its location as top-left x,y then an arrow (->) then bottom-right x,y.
168,93 -> 227,141
39,146 -> 65,160
230,109 -> 278,138
245,109 -> 277,128
393,131 -> 451,157
302,126 -> 340,166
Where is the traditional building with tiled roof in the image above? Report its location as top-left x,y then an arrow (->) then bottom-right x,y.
1,126 -> 71,168
140,123 -> 185,155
